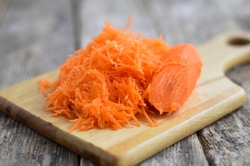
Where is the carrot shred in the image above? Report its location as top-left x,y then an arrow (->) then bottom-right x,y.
40,20 -> 202,132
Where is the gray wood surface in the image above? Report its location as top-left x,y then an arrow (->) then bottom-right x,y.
0,0 -> 78,165
0,0 -> 250,165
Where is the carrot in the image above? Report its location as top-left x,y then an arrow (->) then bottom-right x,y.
148,44 -> 202,114
40,20 -> 202,132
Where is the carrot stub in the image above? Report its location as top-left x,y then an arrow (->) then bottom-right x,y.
148,44 -> 202,114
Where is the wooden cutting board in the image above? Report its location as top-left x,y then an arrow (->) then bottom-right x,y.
0,33 -> 250,165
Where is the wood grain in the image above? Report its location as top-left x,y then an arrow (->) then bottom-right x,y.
0,33 -> 249,165
0,0 -> 78,165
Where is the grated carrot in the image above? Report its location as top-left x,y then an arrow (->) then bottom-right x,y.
40,20 -> 202,132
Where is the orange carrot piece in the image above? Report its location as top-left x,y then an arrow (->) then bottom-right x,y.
148,44 -> 202,114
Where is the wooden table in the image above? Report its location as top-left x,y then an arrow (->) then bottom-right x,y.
0,0 -> 250,165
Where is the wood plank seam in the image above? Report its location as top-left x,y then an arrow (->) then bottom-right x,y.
0,0 -> 13,30
196,130 -> 213,165
71,0 -> 81,50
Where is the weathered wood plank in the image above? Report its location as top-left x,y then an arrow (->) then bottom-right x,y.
198,64 -> 250,165
141,134 -> 208,166
143,0 -> 247,45
78,0 -> 208,165
0,0 -> 75,87
0,0 -> 78,165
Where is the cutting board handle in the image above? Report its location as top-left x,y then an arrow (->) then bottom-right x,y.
198,32 -> 250,83
221,32 -> 250,71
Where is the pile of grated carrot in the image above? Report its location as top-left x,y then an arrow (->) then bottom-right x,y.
40,20 -> 202,132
